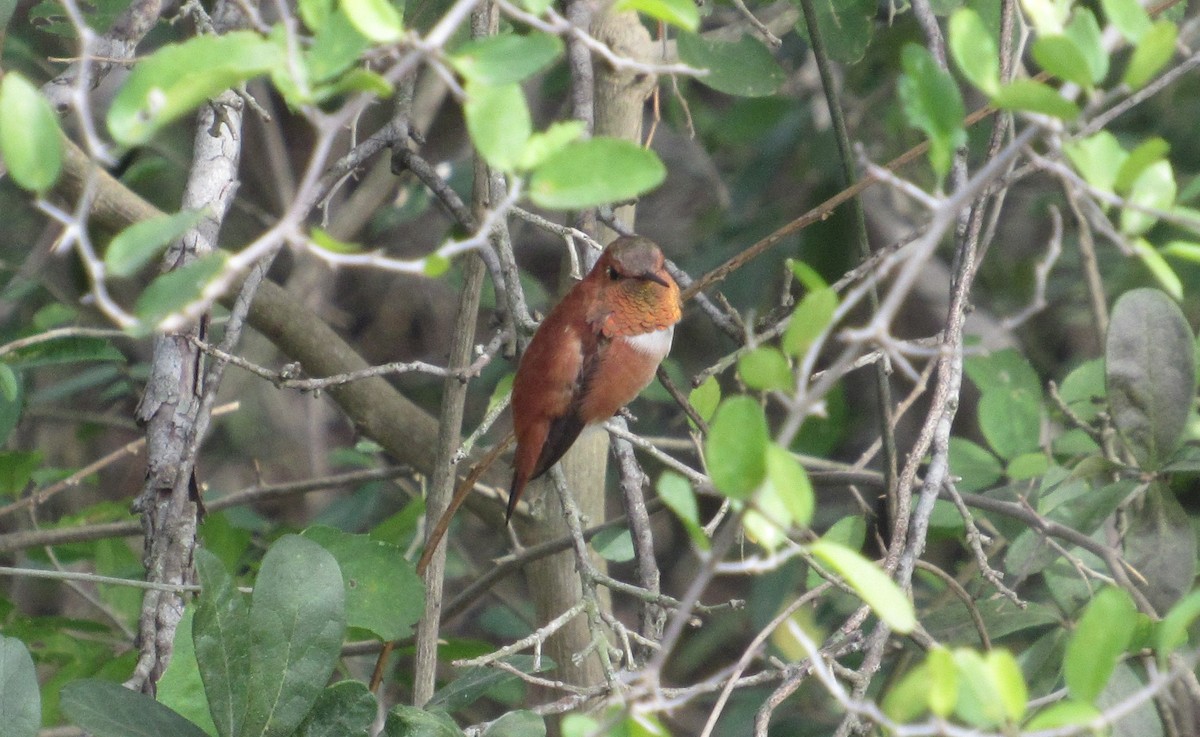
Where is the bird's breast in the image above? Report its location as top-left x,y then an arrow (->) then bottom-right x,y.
578,327 -> 674,423
621,325 -> 675,362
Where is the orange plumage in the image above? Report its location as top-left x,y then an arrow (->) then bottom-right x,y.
506,236 -> 682,521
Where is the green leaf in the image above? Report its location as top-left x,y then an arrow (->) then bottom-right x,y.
450,33 -> 563,85
614,0 -> 698,31
592,527 -> 635,562
1058,358 -> 1105,423
306,8 -> 370,83
793,0 -> 874,64
158,607 -> 219,737
382,705 -> 463,737
61,680 -> 210,737
766,445 -> 813,528
0,72 -> 63,193
705,396 -> 769,499
317,68 -> 393,99
464,81 -> 531,173
882,662 -> 931,722
965,348 -> 1040,395
948,7 -> 1000,95
1063,587 -> 1136,702
657,472 -> 710,550
1106,288 -> 1196,470
1064,9 -> 1107,84
1006,452 -> 1048,480
423,253 -> 451,277
294,681 -> 377,737
299,0 -> 334,31
738,346 -> 792,392
483,710 -> 545,737
927,646 -> 958,717
1163,240 -> 1200,263
339,0 -> 402,42
134,252 -> 228,327
978,389 -> 1041,459
3,336 -> 124,369
427,656 -> 548,713
1114,137 -> 1169,194
1020,0 -> 1069,35
0,451 -> 41,498
786,259 -> 829,292
987,649 -> 1027,722
1123,20 -> 1177,90
0,363 -> 18,402
744,474 -> 791,551
992,79 -> 1079,119
0,636 -> 40,737
516,120 -> 586,172
898,44 -> 966,179
242,535 -> 346,737
1124,483 -> 1196,613
517,0 -> 552,15
108,31 -> 284,145
1101,0 -> 1151,42
688,375 -> 720,426
1064,131 -> 1126,194
1132,238 -> 1182,301
948,437 -> 1003,492
311,228 -> 362,254
529,138 -> 665,210
676,32 -> 784,97
809,539 -> 915,633
782,287 -> 837,357
951,649 -> 1006,727
193,549 -> 250,737
1156,589 -> 1200,663
1121,159 -> 1176,236
1024,700 -> 1102,730
301,526 -> 423,641
1031,35 -> 1093,87
106,210 -> 205,278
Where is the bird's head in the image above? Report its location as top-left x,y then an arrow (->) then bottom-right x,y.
589,235 -> 682,333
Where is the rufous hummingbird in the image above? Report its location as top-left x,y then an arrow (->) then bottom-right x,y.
506,235 -> 682,521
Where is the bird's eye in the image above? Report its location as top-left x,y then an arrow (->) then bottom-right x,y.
606,266 -> 620,281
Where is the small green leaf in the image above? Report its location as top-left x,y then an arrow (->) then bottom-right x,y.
1121,159 -> 1176,236
382,705 -> 463,737
1123,20 -> 1177,90
978,389 -> 1042,460
193,549 -> 250,737
1063,9 -> 1107,84
339,0 -> 402,42
158,607 -> 219,737
517,0 -> 552,15
483,711 -> 545,737
1031,35 -> 1093,87
1101,0 -> 1151,42
464,81 -> 531,173
992,79 -> 1080,119
948,7 -> 1000,95
62,680 -> 210,737
793,0 -> 874,64
1163,240 -> 1200,263
1156,589 -> 1200,662
1106,288 -> 1196,470
0,72 -> 62,193
882,662 -> 931,722
1064,131 -> 1126,193
450,32 -> 563,86
948,437 -> 1003,492
310,228 -> 362,254
134,252 -> 229,326
809,539 -> 915,633
0,363 -> 18,403
1132,238 -> 1182,301
318,68 -> 393,98
952,649 -> 1006,727
516,120 -> 586,172
1006,452 -> 1048,480
1064,587 -> 1136,702
657,472 -> 710,550
529,138 -> 665,210
2,336 -> 124,369
0,451 -> 42,498
106,210 -> 205,278
1125,483 -> 1195,613
927,646 -> 958,717
782,287 -> 837,357
0,636 -> 39,737
108,31 -> 284,145
423,253 -> 451,277
1114,137 -> 1169,194
299,0 -> 334,30
306,8 -> 370,83
738,346 -> 792,392
987,649 -> 1028,721
766,445 -> 813,528
898,43 -> 967,179
1020,0 -> 1068,35
786,259 -> 829,292
1024,700 -> 1102,730
705,396 -> 769,499
688,375 -> 720,426
427,656 -> 548,714
592,527 -> 635,562
614,0 -> 698,31
301,526 -> 423,641
676,32 -> 784,97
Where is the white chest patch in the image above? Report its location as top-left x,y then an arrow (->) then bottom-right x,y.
623,325 -> 675,359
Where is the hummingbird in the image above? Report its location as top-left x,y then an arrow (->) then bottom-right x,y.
506,235 -> 682,521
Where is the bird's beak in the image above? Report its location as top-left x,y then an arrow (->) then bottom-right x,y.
640,271 -> 671,288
